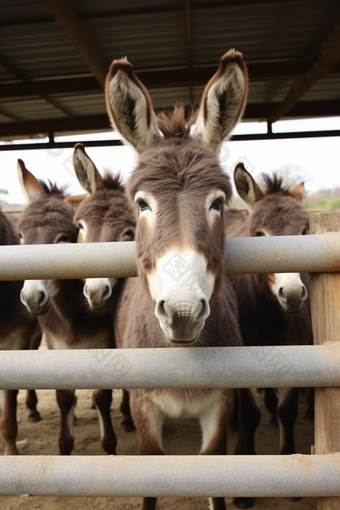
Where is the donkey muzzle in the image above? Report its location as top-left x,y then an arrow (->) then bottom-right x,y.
83,278 -> 114,309
155,296 -> 210,344
20,287 -> 51,315
278,284 -> 308,313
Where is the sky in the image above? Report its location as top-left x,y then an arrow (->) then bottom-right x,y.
1,116 -> 339,205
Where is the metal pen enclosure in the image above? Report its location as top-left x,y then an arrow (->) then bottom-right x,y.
0,211 -> 339,509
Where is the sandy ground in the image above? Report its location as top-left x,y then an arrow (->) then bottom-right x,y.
0,384 -> 316,510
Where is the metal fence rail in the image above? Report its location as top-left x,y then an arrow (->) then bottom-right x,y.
1,222 -> 339,507
1,454 -> 340,498
0,345 -> 339,389
1,233 -> 340,280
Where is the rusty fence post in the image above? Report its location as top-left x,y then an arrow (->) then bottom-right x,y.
310,212 -> 340,510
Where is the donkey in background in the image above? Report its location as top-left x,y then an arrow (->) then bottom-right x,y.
72,143 -> 136,431
17,159 -> 117,455
225,163 -> 312,509
0,209 -> 41,455
104,49 -> 248,510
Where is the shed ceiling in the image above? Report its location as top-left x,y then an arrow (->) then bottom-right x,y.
0,0 -> 340,141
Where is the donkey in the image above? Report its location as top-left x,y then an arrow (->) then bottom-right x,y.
104,49 -> 248,510
0,209 -> 41,455
17,159 -> 117,455
224,164 -> 312,508
72,142 -> 136,430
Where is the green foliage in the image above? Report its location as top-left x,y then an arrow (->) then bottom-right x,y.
304,197 -> 340,210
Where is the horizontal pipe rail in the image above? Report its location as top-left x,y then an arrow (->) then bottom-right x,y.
0,344 -> 339,389
1,233 -> 340,280
1,454 -> 340,497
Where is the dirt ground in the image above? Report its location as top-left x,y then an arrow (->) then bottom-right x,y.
0,382 -> 316,510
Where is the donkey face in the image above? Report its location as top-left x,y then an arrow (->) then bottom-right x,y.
234,163 -> 309,313
72,144 -> 135,309
105,50 -> 248,343
17,159 -> 78,315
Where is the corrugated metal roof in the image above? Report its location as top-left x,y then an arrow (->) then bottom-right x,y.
0,0 -> 339,141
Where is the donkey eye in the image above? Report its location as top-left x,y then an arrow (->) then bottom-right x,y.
137,198 -> 151,212
302,228 -> 309,235
18,232 -> 24,244
210,198 -> 223,212
78,222 -> 85,230
122,228 -> 134,240
56,234 -> 70,244
255,230 -> 266,237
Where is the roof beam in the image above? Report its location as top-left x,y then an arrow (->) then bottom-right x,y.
0,53 -> 74,119
269,29 -> 340,122
1,60 -> 340,101
0,100 -> 340,140
42,0 -> 107,87
0,1 -> 301,28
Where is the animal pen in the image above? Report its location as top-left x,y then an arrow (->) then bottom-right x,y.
0,210 -> 340,509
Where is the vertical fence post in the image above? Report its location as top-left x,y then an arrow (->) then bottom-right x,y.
310,212 -> 340,510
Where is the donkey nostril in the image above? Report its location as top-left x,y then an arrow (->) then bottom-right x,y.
38,291 -> 47,306
278,287 -> 285,300
156,300 -> 168,320
301,285 -> 308,301
199,298 -> 210,320
102,285 -> 111,301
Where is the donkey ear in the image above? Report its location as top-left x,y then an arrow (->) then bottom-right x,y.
17,159 -> 45,203
105,58 -> 161,155
73,143 -> 104,194
289,182 -> 305,201
234,163 -> 263,207
192,49 -> 248,154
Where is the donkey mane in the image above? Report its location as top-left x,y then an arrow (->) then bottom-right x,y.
156,106 -> 197,139
101,171 -> 124,191
38,179 -> 69,197
261,173 -> 291,196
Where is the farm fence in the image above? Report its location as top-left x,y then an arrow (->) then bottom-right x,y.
0,210 -> 339,508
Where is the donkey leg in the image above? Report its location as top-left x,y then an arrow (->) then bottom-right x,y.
233,388 -> 260,509
264,388 -> 278,426
120,389 -> 135,431
130,390 -> 165,510
277,387 -> 299,455
94,389 -> 117,455
56,389 -> 76,455
26,326 -> 42,422
199,393 -> 230,510
234,388 -> 261,455
0,390 -> 19,455
304,387 -> 314,421
26,390 -> 41,422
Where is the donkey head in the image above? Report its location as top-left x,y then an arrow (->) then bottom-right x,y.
17,159 -> 78,314
72,143 -> 135,309
234,163 -> 309,313
105,50 -> 248,344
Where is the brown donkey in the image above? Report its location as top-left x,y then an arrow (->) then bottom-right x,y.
225,163 -> 312,509
105,49 -> 248,510
0,209 -> 41,455
17,159 -> 117,455
72,143 -> 136,430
